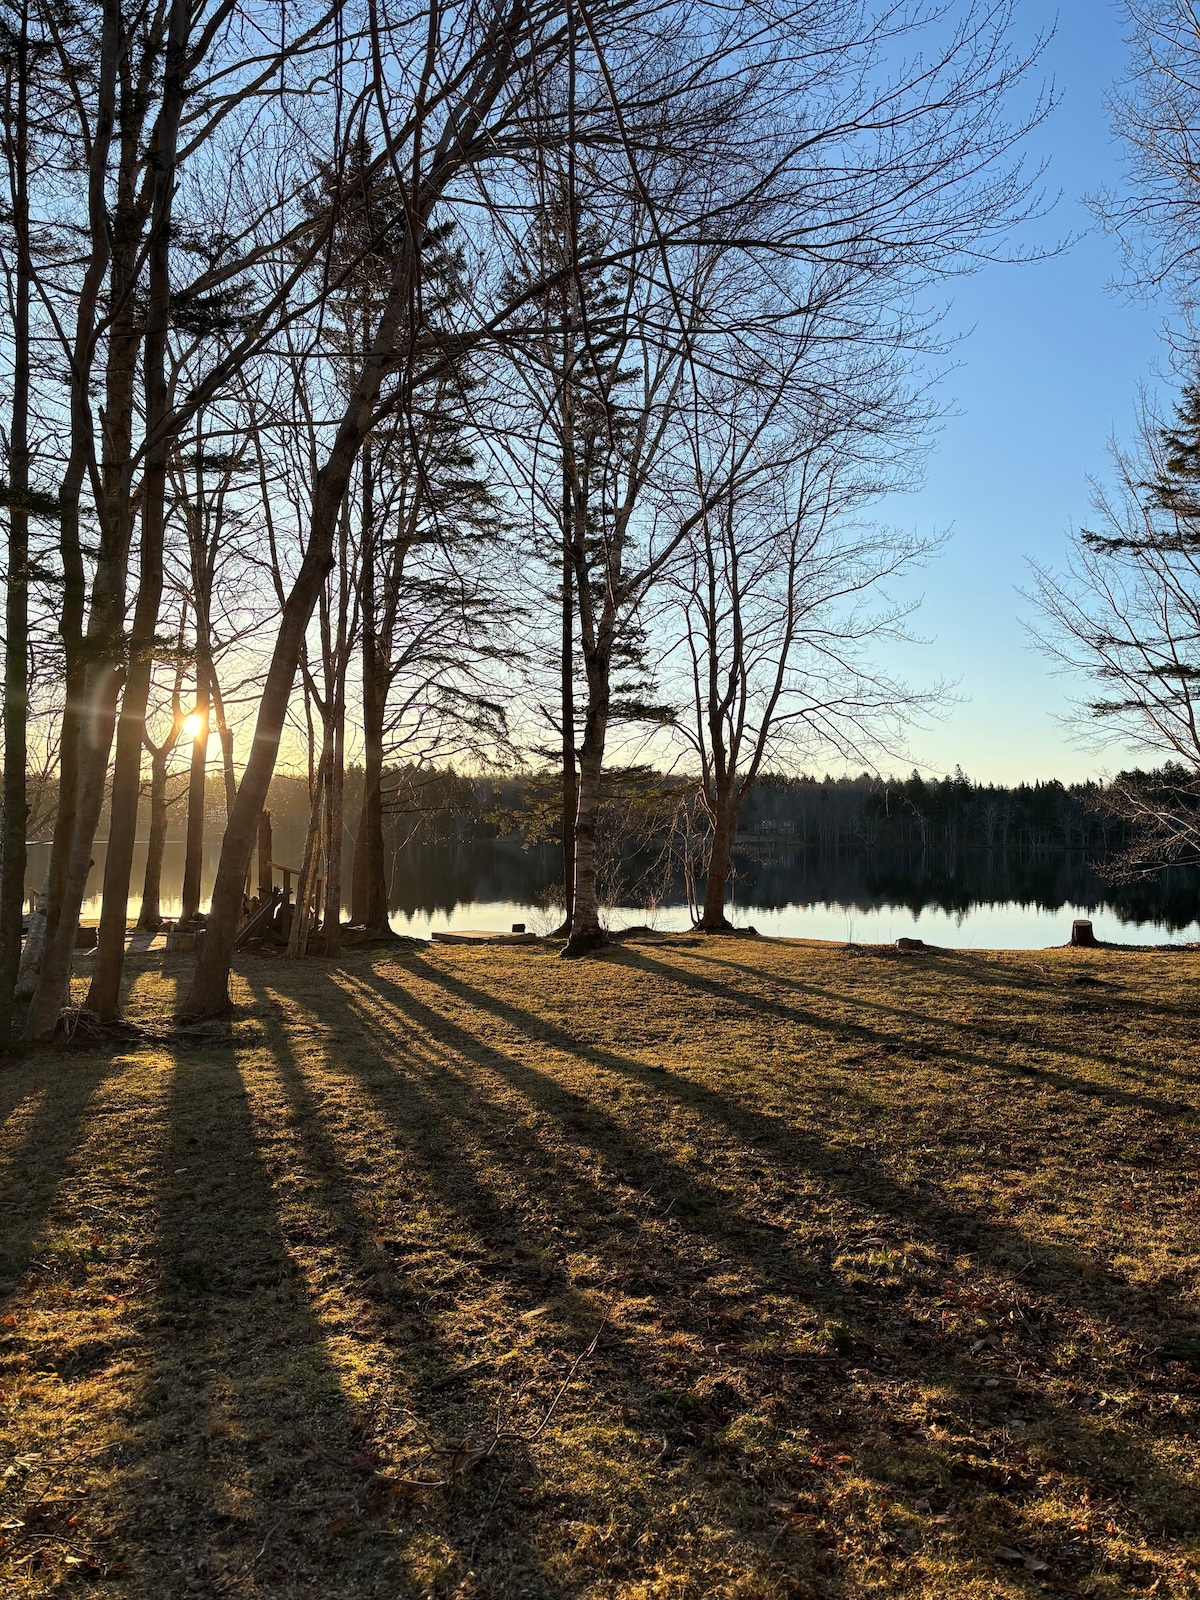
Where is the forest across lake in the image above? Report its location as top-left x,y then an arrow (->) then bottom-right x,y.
36,833 -> 1200,948
29,765 -> 1200,946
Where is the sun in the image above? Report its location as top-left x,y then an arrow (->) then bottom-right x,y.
182,712 -> 205,742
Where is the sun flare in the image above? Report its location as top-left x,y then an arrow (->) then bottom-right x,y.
182,711 -> 205,741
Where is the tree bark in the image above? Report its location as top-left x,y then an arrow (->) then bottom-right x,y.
698,786 -> 738,930
21,668 -> 123,1040
87,0 -> 190,1015
137,742 -> 172,931
0,0 -> 31,1041
257,811 -> 273,902
557,493 -> 577,935
15,871 -> 47,1000
24,0 -> 159,1037
210,663 -> 237,820
323,722 -> 345,954
352,642 -> 389,929
37,0 -> 120,967
351,441 -> 391,933
563,648 -> 609,954
137,618 -> 187,931
177,672 -> 210,928
288,749 -> 326,958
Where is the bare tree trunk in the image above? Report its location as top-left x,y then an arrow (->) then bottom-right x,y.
36,0 -> 119,970
88,0 -> 191,1014
322,577 -> 349,955
563,653 -> 609,955
15,871 -> 47,1000
351,441 -> 390,934
24,0 -> 162,1038
210,663 -> 237,819
698,784 -> 738,930
177,667 -> 210,928
0,0 -> 31,1040
180,0 -> 546,1017
556,510 -> 577,936
257,810 -> 273,901
137,616 -> 186,930
22,668 -> 123,1039
323,718 -> 345,954
288,750 -> 326,958
137,742 -> 172,931
352,638 -> 389,930
178,509 -> 361,1018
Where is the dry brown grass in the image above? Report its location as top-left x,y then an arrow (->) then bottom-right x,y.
1,933 -> 1199,1598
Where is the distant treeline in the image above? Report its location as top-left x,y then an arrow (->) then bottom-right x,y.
267,765 -> 1135,858
107,762 -> 1139,861
737,771 -> 1127,853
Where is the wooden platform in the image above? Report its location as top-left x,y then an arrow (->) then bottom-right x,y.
430,929 -> 538,946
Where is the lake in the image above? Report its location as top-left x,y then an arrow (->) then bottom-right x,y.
29,836 -> 1200,948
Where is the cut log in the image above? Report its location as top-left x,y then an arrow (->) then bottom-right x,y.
1070,919 -> 1096,947
431,929 -> 537,946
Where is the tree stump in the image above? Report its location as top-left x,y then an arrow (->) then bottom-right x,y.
1070,919 -> 1096,947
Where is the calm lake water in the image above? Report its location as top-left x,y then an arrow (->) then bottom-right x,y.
31,837 -> 1200,948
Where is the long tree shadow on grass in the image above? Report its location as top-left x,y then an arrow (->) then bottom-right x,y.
624,943 -> 1197,1126
243,967 -> 849,1599
0,1059 -> 112,1313
688,946 -> 1200,1111
405,949 -> 1197,1337
105,1038 -> 467,1597
330,954 -> 1200,1588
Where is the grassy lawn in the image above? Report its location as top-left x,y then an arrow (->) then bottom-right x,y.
1,934 -> 1199,1598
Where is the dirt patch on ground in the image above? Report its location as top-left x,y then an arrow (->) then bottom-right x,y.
1,936 -> 1198,1597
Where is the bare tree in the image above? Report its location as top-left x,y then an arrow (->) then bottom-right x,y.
1037,5 -> 1200,873
181,0 -> 754,1013
664,358 -> 935,930
0,0 -> 1046,1027
1095,2 -> 1200,325
21,0 -> 357,1036
136,609 -> 189,930
485,0 -> 1046,955
1028,385 -> 1200,870
0,0 -> 37,1039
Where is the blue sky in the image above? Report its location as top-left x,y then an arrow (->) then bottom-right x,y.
877,0 -> 1170,785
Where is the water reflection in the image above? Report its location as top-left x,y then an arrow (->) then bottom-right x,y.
27,837 -> 1200,947
387,840 -> 1200,945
